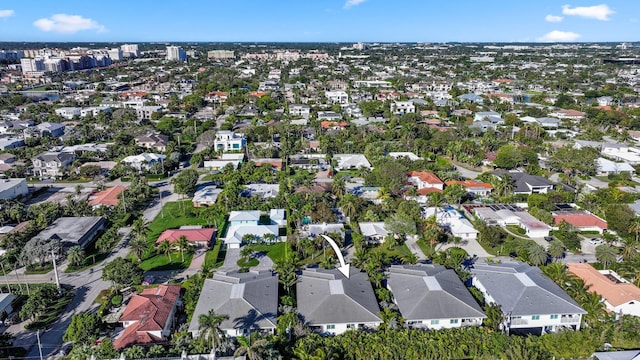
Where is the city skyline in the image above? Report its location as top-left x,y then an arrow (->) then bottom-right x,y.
0,1 -> 639,43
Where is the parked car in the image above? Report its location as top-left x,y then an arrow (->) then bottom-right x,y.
589,238 -> 604,245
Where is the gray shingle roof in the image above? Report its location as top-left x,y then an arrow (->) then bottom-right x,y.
188,270 -> 278,334
297,268 -> 381,326
386,264 -> 485,321
471,261 -> 586,316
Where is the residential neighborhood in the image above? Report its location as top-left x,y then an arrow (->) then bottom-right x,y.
1,37 -> 640,360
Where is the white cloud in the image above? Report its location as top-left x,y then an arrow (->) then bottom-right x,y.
33,14 -> 106,33
344,0 -> 367,9
538,30 -> 581,42
0,10 -> 14,18
545,14 -> 564,22
561,4 -> 614,21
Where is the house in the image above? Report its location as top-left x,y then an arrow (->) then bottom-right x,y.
135,106 -> 162,121
473,111 -> 503,124
243,183 -> 280,199
471,261 -> 586,335
386,264 -> 485,329
55,107 -> 81,119
568,263 -> 640,317
228,210 -> 261,227
445,179 -> 493,197
358,222 -> 390,243
135,134 -> 170,153
297,268 -> 381,335
553,212 -> 607,234
535,117 -> 561,129
0,179 -> 28,200
121,153 -> 166,171
156,227 -> 216,248
471,205 -> 550,238
34,216 -> 106,250
31,151 -> 75,179
333,154 -> 372,171
458,93 -> 484,105
597,158 -> 636,176
317,111 -> 343,121
114,285 -> 182,350
325,90 -> 349,104
24,122 -> 65,138
601,144 -> 640,165
269,209 -> 286,226
423,207 -> 479,240
391,101 -> 416,115
192,185 -> 223,207
548,109 -> 585,120
387,152 -> 422,161
214,131 -> 246,152
0,137 -> 25,150
88,185 -> 126,207
494,171 -> 555,194
289,104 -> 311,119
189,270 -> 278,337
0,293 -> 15,319
224,224 -> 280,249
407,171 -> 444,191
305,223 -> 345,238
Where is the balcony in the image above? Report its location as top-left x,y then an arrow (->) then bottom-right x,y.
561,317 -> 580,324
510,318 -> 528,326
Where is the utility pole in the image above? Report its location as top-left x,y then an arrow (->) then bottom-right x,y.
12,267 -> 22,293
36,329 -> 43,360
0,263 -> 10,294
51,250 -> 61,292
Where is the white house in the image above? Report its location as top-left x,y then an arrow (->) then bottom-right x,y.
423,207 -> 479,241
55,107 -> 81,119
214,131 -> 247,152
121,153 -> 166,171
325,90 -> 349,104
333,154 -> 372,171
387,264 -> 485,329
471,261 -> 586,335
358,222 -> 390,243
0,179 -> 28,200
289,104 -> 311,119
391,101 -> 416,115
297,268 -> 381,335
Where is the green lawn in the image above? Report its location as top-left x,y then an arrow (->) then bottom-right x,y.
237,258 -> 259,268
25,263 -> 53,275
385,244 -> 413,259
25,289 -> 74,330
204,241 -> 224,270
140,251 -> 194,271
247,242 -> 292,263
146,201 -> 210,241
416,239 -> 436,258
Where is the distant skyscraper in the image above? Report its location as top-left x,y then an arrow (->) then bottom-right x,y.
120,44 -> 139,58
20,58 -> 45,74
108,48 -> 123,61
166,46 -> 187,62
207,50 -> 234,60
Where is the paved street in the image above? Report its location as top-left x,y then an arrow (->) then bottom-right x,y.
15,180 -> 178,359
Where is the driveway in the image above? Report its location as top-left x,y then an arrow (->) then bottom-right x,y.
439,238 -> 492,258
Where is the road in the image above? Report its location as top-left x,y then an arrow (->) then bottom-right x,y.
17,180 -> 179,359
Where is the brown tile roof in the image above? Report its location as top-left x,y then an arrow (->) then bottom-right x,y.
416,187 -> 443,195
568,263 -> 640,307
115,284 -> 182,349
445,179 -> 493,190
88,185 -> 127,207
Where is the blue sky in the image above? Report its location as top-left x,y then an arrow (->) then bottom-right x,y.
0,1 -> 638,42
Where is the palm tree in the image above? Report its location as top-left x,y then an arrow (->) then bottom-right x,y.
621,240 -> 639,261
581,291 -> 607,326
67,246 -> 85,267
234,335 -> 268,360
401,252 -> 419,265
595,244 -> 617,269
547,240 -> 565,262
527,243 -> 548,266
177,235 -> 191,263
198,309 -> 229,352
129,236 -> 148,262
158,240 -> 173,262
542,262 -> 568,284
630,217 -> 640,242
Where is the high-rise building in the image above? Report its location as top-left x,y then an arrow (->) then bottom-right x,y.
207,50 -> 234,60
20,58 -> 45,74
108,48 -> 123,61
166,46 -> 187,62
120,44 -> 139,58
44,58 -> 63,73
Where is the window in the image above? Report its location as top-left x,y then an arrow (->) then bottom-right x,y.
326,324 -> 335,330
550,315 -> 558,320
431,320 -> 439,325
450,319 -> 459,324
346,324 -> 355,329
532,315 -> 540,320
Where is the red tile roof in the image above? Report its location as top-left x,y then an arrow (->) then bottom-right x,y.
156,228 -> 216,244
416,187 -> 443,195
320,121 -> 348,129
407,171 -> 444,185
553,213 -> 607,230
88,186 -> 127,207
115,285 -> 182,350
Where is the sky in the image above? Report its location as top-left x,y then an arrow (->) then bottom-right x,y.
0,1 -> 638,43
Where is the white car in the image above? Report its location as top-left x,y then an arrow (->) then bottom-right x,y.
589,238 -> 604,245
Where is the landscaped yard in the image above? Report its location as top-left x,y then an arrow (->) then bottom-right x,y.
203,241 -> 224,270
146,201 -> 211,242
140,251 -> 194,271
246,242 -> 292,263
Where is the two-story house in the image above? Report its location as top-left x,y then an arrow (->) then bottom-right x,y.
214,131 -> 247,152
135,134 -> 169,153
289,104 -> 311,119
407,171 -> 444,192
471,261 -> 586,335
114,285 -> 182,350
325,90 -> 349,104
391,101 -> 416,115
32,151 -> 75,179
387,264 -> 486,329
